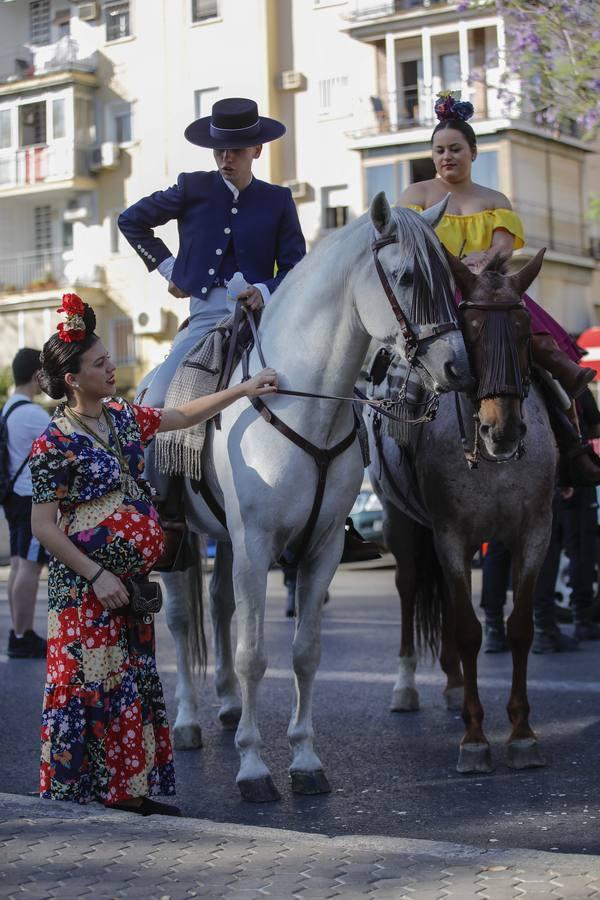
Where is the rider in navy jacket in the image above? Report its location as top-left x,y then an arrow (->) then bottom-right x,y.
118,169 -> 305,300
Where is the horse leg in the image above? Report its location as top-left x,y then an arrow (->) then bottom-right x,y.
505,540 -> 548,769
162,564 -> 203,750
436,535 -> 493,774
232,542 -> 280,803
384,506 -> 420,712
440,595 -> 464,711
209,541 -> 241,730
287,534 -> 343,795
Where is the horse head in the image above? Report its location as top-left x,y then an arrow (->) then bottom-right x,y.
446,248 -> 545,461
357,192 -> 474,395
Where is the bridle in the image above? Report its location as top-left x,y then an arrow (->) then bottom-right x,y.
455,297 -> 532,469
371,234 -> 460,365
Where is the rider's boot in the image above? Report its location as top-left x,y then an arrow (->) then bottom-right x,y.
546,404 -> 600,487
340,518 -> 382,564
154,475 -> 189,571
483,610 -> 508,653
531,333 -> 595,399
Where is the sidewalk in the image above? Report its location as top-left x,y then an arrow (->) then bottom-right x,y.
1,793 -> 599,899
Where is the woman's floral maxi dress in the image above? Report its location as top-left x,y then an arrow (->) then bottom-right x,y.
29,400 -> 175,804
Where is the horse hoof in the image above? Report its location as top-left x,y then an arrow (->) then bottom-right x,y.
218,708 -> 241,731
290,769 -> 332,795
390,688 -> 420,712
237,775 -> 281,803
443,686 -> 463,711
457,742 -> 494,774
172,724 -> 203,750
507,738 -> 546,770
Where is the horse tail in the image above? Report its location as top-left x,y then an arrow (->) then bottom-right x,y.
186,532 -> 208,675
414,525 -> 444,658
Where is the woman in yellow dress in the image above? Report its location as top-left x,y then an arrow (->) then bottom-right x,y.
398,93 -> 600,484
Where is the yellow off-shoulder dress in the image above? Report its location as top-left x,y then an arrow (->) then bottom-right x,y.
406,205 -> 525,257
406,205 -> 580,360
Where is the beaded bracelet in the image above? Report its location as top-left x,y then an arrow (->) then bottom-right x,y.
88,565 -> 105,585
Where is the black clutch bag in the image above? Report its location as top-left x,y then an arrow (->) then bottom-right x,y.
126,577 -> 163,619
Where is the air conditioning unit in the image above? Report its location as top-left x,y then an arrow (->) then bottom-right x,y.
78,2 -> 100,21
134,308 -> 168,336
89,142 -> 120,172
283,180 -> 309,202
279,70 -> 305,91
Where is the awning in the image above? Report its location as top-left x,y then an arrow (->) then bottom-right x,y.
577,327 -> 600,381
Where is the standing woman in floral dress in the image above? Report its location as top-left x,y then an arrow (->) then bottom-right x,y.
31,294 -> 277,815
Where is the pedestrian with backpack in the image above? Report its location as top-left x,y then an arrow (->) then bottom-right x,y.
1,348 -> 50,658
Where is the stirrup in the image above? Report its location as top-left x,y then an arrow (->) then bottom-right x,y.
340,518 -> 382,564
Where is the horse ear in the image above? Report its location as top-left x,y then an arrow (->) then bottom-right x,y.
370,191 -> 395,236
444,248 -> 477,299
421,193 -> 451,230
510,248 -> 546,296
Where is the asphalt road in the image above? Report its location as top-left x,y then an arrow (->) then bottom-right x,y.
1,562 -> 599,856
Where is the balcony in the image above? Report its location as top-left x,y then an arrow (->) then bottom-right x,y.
0,143 -> 94,195
0,248 -> 103,299
0,38 -> 97,87
343,0 -> 453,24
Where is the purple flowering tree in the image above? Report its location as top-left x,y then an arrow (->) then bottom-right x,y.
460,0 -> 600,139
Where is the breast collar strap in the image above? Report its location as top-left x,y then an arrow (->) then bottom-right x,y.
371,235 -> 458,362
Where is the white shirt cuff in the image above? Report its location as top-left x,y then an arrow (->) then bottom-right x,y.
254,283 -> 271,305
158,256 -> 176,281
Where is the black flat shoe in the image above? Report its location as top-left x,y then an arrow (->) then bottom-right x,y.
107,798 -> 182,817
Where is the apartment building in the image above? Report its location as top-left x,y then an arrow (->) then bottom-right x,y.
0,0 -> 597,387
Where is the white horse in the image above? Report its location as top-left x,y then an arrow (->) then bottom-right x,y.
150,193 -> 474,802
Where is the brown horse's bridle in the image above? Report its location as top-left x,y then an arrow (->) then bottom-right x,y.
371,235 -> 460,364
456,297 -> 532,469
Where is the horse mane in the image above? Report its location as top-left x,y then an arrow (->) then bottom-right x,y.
389,207 -> 458,327
483,253 -> 510,274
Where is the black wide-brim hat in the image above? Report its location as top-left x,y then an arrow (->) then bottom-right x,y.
184,97 -> 286,149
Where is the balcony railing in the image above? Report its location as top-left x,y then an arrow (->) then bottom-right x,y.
0,248 -> 66,295
0,143 -> 91,189
0,38 -> 97,86
343,0 -> 451,23
346,90 -> 583,141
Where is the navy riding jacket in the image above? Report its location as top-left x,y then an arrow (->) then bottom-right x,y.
118,170 -> 306,297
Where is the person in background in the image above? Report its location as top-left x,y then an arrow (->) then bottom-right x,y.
2,348 -> 50,658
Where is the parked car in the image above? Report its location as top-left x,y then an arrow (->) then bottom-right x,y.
349,480 -> 385,547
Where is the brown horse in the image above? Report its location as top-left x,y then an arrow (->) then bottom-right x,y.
368,249 -> 557,772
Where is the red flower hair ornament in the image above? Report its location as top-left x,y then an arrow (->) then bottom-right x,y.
56,293 -> 87,343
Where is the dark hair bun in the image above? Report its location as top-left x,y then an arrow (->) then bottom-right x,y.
82,302 -> 96,335
37,367 -> 67,400
435,93 -> 474,123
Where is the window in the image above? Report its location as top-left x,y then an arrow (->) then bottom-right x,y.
30,0 -> 51,46
105,1 -> 131,41
472,150 -> 499,191
52,99 -> 66,140
192,0 -> 219,22
365,164 -> 399,204
112,103 -> 133,143
194,87 -> 219,119
75,96 -> 96,146
322,184 -> 349,230
19,102 -> 47,147
55,8 -> 71,39
324,206 -> 348,229
0,109 -> 11,149
34,206 -> 52,252
440,53 -> 461,93
318,76 -> 350,117
398,60 -> 422,122
110,317 -> 136,365
62,220 -> 73,250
